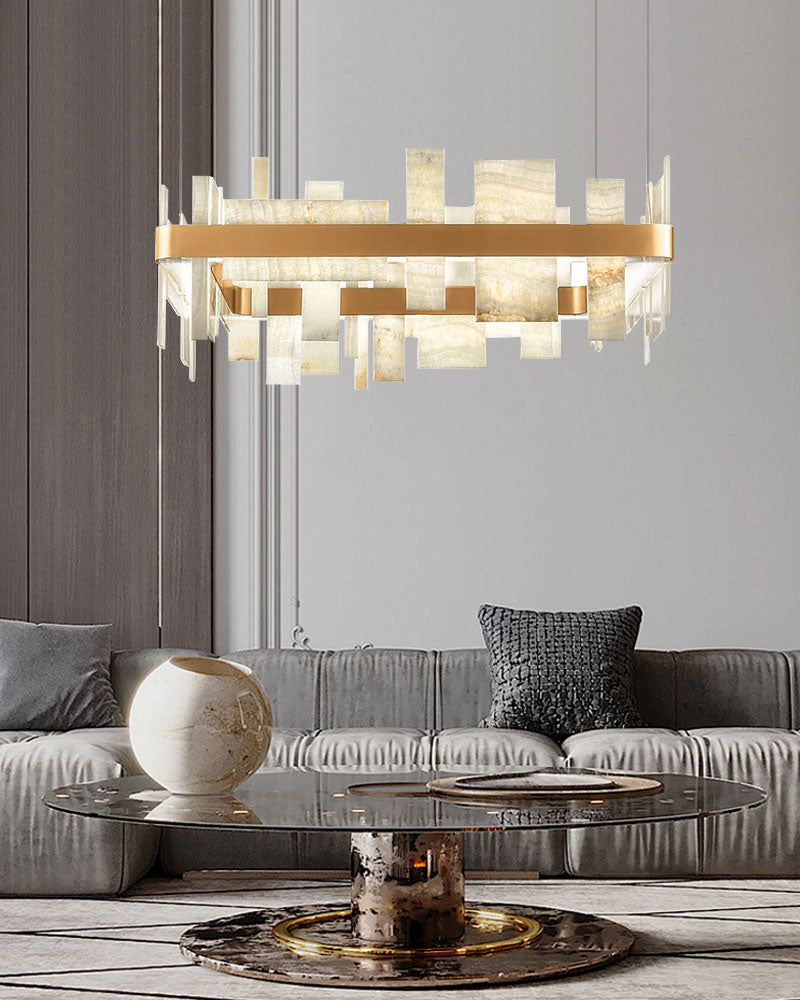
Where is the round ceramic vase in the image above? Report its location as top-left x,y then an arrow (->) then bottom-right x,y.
129,656 -> 272,795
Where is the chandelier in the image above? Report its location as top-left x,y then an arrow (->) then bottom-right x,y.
155,151 -> 672,387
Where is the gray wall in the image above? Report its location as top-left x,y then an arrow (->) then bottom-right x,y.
216,0 -> 800,652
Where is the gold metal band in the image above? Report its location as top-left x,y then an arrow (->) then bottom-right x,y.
156,222 -> 674,261
210,262 -> 253,315
557,285 -> 587,315
271,907 -> 543,959
208,274 -> 588,318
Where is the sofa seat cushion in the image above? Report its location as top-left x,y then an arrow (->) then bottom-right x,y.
562,727 -> 798,877
0,730 -> 53,746
563,727 -> 702,877
0,727 -> 158,895
267,728 -> 437,771
434,728 -> 563,768
690,727 -> 800,875
160,727 -> 566,877
563,727 -> 701,772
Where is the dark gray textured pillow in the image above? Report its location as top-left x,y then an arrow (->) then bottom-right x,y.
0,619 -> 120,730
478,604 -> 643,742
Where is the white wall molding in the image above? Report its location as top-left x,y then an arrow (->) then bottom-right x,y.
214,0 -> 299,653
266,0 -> 301,649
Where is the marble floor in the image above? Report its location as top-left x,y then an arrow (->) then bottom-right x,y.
0,876 -> 799,999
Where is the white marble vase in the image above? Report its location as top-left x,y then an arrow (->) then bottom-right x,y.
129,656 -> 272,795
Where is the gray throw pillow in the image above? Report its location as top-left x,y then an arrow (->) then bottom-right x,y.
0,619 -> 121,730
478,604 -> 643,743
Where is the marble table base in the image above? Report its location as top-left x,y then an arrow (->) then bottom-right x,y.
179,830 -> 635,988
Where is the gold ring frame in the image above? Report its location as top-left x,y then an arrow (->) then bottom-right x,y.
157,222 -> 673,261
271,907 -> 543,959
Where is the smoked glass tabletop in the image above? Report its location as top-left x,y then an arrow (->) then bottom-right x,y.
43,767 -> 767,833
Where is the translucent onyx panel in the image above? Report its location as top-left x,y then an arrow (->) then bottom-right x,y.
227,316 -> 260,361
586,177 -> 625,340
405,259 -> 445,312
628,157 -> 671,343
190,258 -> 210,341
406,149 -> 444,223
475,159 -> 557,322
379,262 -> 406,288
444,205 -> 474,224
345,281 -> 370,357
475,259 -> 558,323
406,148 -> 445,311
158,183 -> 169,226
251,157 -> 269,199
180,316 -> 196,382
373,316 -> 405,380
224,199 -> 388,282
344,315 -> 369,358
224,199 -> 387,224
485,321 -> 521,338
653,176 -> 665,225
625,261 -> 644,334
164,261 -> 190,319
238,280 -> 269,317
302,282 -> 340,342
157,182 -> 170,348
266,315 -> 301,385
416,316 -> 486,369
190,176 -> 217,341
354,318 -> 369,390
305,180 -> 344,200
179,315 -> 188,365
207,184 -> 222,341
344,316 -> 357,357
301,341 -> 339,375
520,321 -> 561,359
444,259 -> 474,286
654,155 -> 671,331
157,264 -> 168,349
372,262 -> 404,379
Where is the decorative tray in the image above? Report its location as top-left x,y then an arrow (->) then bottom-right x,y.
426,769 -> 663,800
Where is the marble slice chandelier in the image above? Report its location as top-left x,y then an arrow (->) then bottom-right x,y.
155,150 -> 673,387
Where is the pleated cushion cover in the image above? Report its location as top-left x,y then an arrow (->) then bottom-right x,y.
478,604 -> 643,742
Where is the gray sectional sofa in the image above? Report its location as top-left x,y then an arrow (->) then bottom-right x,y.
2,646 -> 798,895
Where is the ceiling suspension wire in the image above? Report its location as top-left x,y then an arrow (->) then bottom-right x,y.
646,0 -> 650,184
178,0 -> 184,213
157,0 -> 163,639
594,0 -> 598,178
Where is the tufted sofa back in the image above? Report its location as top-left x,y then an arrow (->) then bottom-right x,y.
199,647 -> 800,732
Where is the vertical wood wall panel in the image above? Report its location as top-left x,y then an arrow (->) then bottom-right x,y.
24,0 -> 214,650
0,0 -> 29,622
28,1 -> 160,649
160,0 -> 214,650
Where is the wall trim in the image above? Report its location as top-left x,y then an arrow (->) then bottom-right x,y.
265,0 -> 300,649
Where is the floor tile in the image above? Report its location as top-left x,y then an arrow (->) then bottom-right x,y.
0,933 -> 178,976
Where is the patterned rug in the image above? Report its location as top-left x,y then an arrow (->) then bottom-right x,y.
0,876 -> 798,998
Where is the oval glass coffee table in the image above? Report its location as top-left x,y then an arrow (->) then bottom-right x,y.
44,767 -> 766,989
